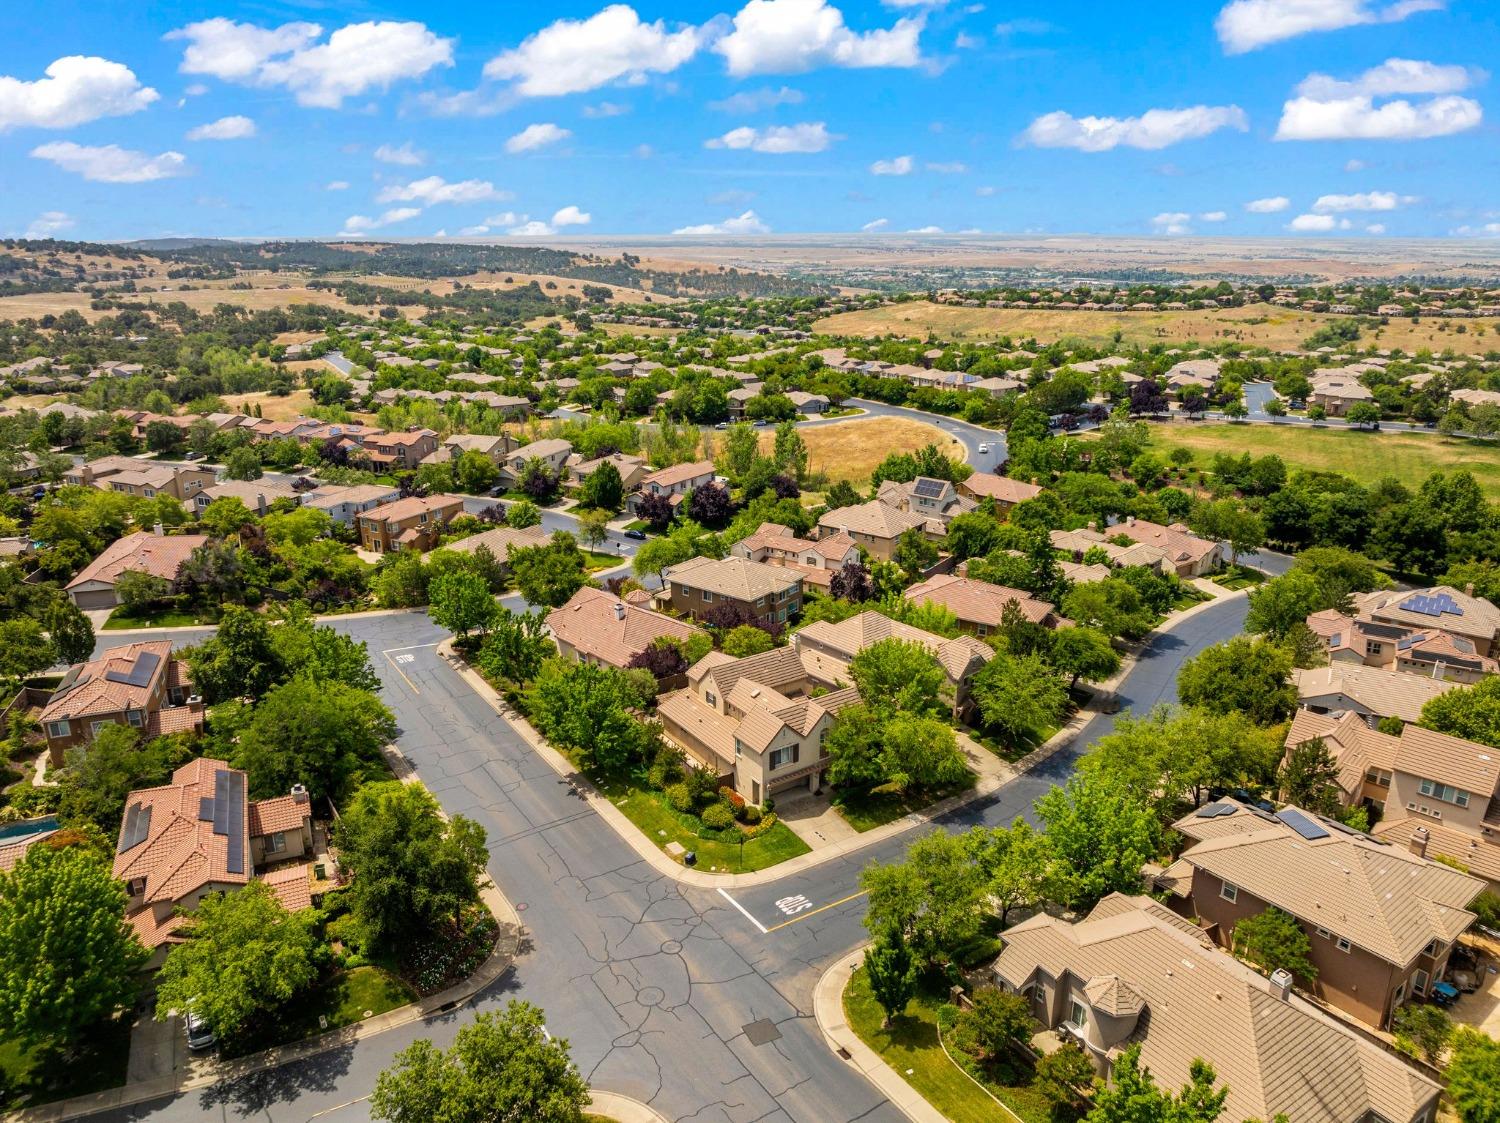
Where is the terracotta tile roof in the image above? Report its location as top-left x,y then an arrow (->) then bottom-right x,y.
666,555 -> 805,600
1172,803 -> 1484,964
794,610 -> 993,683
904,573 -> 1057,628
1285,709 -> 1400,801
817,498 -> 929,541
1114,518 -> 1220,566
66,531 -> 209,591
41,641 -> 179,723
545,586 -> 704,669
1394,726 -> 1500,796
994,894 -> 1440,1123
248,795 -> 311,837
261,862 -> 313,913
444,523 -> 548,560
639,459 -> 716,490
657,690 -> 739,766
0,829 -> 57,873
362,493 -> 464,524
960,474 -> 1044,504
1293,664 -> 1462,723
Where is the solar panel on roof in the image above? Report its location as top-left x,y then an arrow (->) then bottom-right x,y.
1195,801 -> 1236,818
198,796 -> 215,821
212,770 -> 230,836
1276,807 -> 1330,840
104,650 -> 161,687
224,770 -> 245,875
912,478 -> 946,499
118,802 -> 152,852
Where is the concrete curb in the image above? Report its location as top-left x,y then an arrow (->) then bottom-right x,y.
97,605 -> 429,637
3,872 -> 523,1123
812,949 -> 948,1123
586,1090 -> 673,1122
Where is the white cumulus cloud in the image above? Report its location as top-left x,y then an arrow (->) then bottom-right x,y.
906,225 -> 944,233
870,154 -> 914,175
377,177 -> 510,205
551,205 -> 592,227
708,86 -> 804,112
1021,105 -> 1248,151
30,141 -> 189,183
715,0 -> 924,76
374,142 -> 425,166
1276,93 -> 1481,140
507,221 -> 556,236
1312,190 -> 1416,212
25,211 -> 74,238
1287,213 -> 1351,231
484,5 -> 702,97
672,210 -> 773,235
862,217 -> 890,231
1215,0 -> 1445,54
0,56 -> 157,131
1295,57 -> 1482,99
1200,210 -> 1228,222
1151,212 -> 1193,235
505,123 -> 572,153
168,18 -> 452,108
186,114 -> 256,140
339,207 -> 421,235
1366,223 -> 1387,233
1245,195 -> 1291,212
706,122 -> 833,153
325,180 -> 349,190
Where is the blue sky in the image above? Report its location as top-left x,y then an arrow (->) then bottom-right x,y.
0,0 -> 1496,241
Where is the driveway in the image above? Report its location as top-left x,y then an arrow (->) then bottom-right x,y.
126,997 -> 186,1086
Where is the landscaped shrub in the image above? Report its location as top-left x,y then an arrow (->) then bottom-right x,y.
741,805 -> 762,825
665,782 -> 695,813
685,766 -> 721,805
647,745 -> 685,790
700,802 -> 736,830
719,786 -> 746,809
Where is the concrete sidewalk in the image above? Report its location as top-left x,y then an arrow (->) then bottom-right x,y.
586,1090 -> 673,1122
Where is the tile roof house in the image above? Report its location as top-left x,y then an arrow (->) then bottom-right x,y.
442,522 -> 549,563
958,473 -> 1044,509
903,573 -> 1062,636
301,483 -> 403,527
1292,663 -> 1463,725
1309,370 -> 1375,417
1157,801 -> 1484,1028
816,499 -> 935,562
661,555 -> 805,628
358,493 -> 465,554
66,529 -> 210,610
546,586 -> 704,670
565,452 -> 649,495
192,478 -> 304,516
1305,607 -> 1499,684
64,456 -> 215,503
497,438 -> 575,486
730,522 -> 860,591
875,476 -> 977,529
1049,527 -> 1172,573
1110,517 -> 1224,577
39,641 -> 203,766
113,759 -> 316,960
629,459 -> 717,513
1353,586 -> 1500,658
992,893 -> 1441,1123
657,646 -> 862,804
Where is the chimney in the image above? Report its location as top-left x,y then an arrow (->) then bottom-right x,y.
153,522 -> 165,536
1465,583 -> 1476,597
613,602 -> 626,621
1409,826 -> 1430,859
1269,969 -> 1293,1001
291,783 -> 309,804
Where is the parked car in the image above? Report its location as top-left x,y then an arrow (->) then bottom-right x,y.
185,1011 -> 216,1051
713,422 -> 728,430
623,528 -> 647,541
183,450 -> 203,461
977,443 -> 990,454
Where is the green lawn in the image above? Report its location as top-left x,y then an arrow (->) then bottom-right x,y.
102,604 -> 210,629
0,1017 -> 131,1110
225,966 -> 414,1057
833,774 -> 977,832
1134,422 -> 1500,498
844,969 -> 1053,1123
582,549 -> 627,571
597,778 -> 810,873
1209,565 -> 1266,590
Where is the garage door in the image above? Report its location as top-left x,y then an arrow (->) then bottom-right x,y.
70,588 -> 118,610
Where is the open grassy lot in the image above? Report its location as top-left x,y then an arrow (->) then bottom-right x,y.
225,388 -> 318,421
757,415 -> 964,484
0,284 -> 363,323
1133,422 -> 1500,497
815,300 -> 1500,355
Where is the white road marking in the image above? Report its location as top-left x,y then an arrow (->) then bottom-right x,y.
775,894 -> 813,916
716,887 -> 768,934
381,642 -> 441,654
394,653 -> 415,664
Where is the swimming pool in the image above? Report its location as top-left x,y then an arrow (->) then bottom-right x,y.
0,815 -> 59,843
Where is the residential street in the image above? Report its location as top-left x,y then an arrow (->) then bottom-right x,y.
84,591 -> 1248,1122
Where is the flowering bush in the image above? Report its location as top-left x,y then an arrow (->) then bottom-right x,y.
400,908 -> 500,995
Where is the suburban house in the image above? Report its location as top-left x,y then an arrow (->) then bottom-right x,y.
357,493 -> 465,553
1109,517 -> 1223,577
1292,663 -> 1462,725
546,586 -> 704,670
786,390 -> 829,414
360,428 -> 440,469
1305,607 -> 1499,683
816,499 -> 935,562
565,452 -> 649,496
992,893 -> 1442,1123
497,438 -> 574,486
657,646 -> 862,803
65,528 -> 210,609
796,609 -> 993,717
422,432 -> 518,465
660,555 -> 805,628
39,641 -> 203,766
1050,527 -> 1172,573
301,483 -> 403,528
64,456 -> 215,503
630,459 -> 718,513
1156,801 -> 1484,1028
443,523 -> 549,564
113,758 -> 316,962
876,476 -> 977,530
958,473 -> 1045,510
1309,370 -> 1375,417
1350,586 -> 1500,658
902,573 -> 1062,636
729,522 -> 860,591
1286,709 -> 1500,890
192,478 -> 304,516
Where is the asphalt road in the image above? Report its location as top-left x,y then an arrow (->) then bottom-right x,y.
85,587 -> 1248,1123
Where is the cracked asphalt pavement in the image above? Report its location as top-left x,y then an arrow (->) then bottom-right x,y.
86,591 -> 1248,1122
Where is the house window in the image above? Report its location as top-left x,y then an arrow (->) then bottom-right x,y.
1412,969 -> 1429,996
90,720 -> 109,737
1315,927 -> 1331,939
706,691 -> 717,706
267,832 -> 287,854
1336,936 -> 1352,953
1365,769 -> 1391,787
1392,982 -> 1405,1006
1418,778 -> 1471,807
769,745 -> 798,770
126,709 -> 144,727
701,590 -> 715,603
1067,999 -> 1088,1029
45,720 -> 70,739
1219,881 -> 1239,904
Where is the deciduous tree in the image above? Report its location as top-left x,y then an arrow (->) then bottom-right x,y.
1232,907 -> 1316,982
233,678 -> 397,801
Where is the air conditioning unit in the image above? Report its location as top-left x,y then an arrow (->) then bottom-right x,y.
186,694 -> 202,705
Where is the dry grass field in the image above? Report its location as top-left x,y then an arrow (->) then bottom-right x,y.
0,285 -> 363,323
756,415 -> 962,484
223,389 -> 318,421
814,300 -> 1500,355
1128,422 -> 1500,497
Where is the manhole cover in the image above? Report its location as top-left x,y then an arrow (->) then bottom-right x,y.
516,902 -> 528,911
660,939 -> 683,955
638,986 -> 665,1007
743,1019 -> 781,1046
